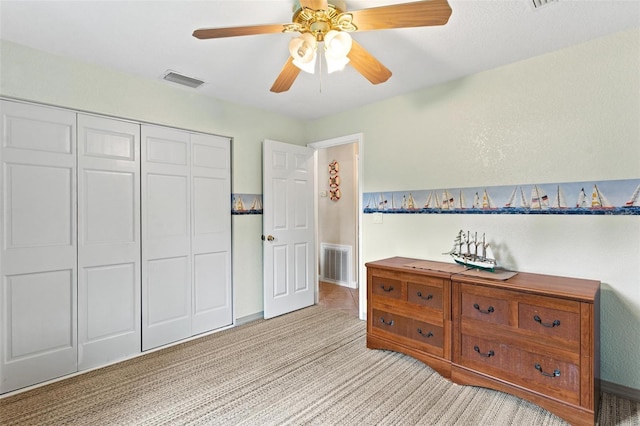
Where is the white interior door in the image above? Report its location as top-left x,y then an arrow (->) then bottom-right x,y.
77,114 -> 141,370
0,101 -> 78,393
263,139 -> 315,319
190,133 -> 232,335
141,125 -> 191,350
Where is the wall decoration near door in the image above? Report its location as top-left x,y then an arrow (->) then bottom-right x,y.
364,178 -> 640,215
329,160 -> 341,201
232,194 -> 263,214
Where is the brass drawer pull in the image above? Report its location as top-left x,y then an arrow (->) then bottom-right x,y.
533,315 -> 561,328
417,328 -> 434,338
416,291 -> 433,300
535,363 -> 561,378
473,303 -> 495,314
380,285 -> 394,292
473,345 -> 495,358
379,317 -> 394,326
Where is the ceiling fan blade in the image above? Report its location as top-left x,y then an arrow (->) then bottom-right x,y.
300,0 -> 329,10
193,24 -> 286,39
270,57 -> 302,93
347,40 -> 392,85
350,0 -> 452,32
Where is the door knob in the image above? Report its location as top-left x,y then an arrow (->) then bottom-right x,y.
262,235 -> 275,241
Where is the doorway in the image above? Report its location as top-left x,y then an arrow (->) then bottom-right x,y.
308,133 -> 364,320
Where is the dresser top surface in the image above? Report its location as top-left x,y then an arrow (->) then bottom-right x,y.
366,257 -> 600,302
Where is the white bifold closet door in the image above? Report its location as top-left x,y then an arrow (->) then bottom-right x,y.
0,101 -> 78,393
141,125 -> 231,351
77,114 -> 141,370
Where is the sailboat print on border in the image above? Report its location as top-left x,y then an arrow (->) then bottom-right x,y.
362,179 -> 640,215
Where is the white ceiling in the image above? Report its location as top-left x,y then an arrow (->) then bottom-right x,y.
1,0 -> 639,120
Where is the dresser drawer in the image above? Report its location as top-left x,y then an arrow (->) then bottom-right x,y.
459,334 -> 519,376
407,281 -> 443,310
407,318 -> 444,350
460,291 -> 509,326
371,309 -> 443,356
371,276 -> 403,301
518,301 -> 580,343
459,333 -> 580,405
371,309 -> 407,337
520,350 -> 580,405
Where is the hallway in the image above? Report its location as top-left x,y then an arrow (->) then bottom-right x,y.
318,281 -> 359,317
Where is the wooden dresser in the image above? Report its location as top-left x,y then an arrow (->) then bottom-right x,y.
366,257 -> 600,426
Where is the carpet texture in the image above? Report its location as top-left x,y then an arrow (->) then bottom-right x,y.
1,306 -> 638,425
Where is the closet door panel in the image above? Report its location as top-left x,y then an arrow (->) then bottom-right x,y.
77,114 -> 140,370
141,125 -> 191,350
0,100 -> 77,393
191,134 -> 231,335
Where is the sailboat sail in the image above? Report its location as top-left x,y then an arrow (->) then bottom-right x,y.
366,195 -> 374,209
235,196 -> 245,212
250,196 -> 262,211
591,184 -> 613,208
378,193 -> 387,210
519,187 -> 530,208
442,189 -> 454,210
624,184 -> 640,207
457,190 -> 466,209
481,189 -> 496,209
550,185 -> 567,209
505,187 -> 517,208
576,188 -> 588,208
530,185 -> 549,209
424,191 -> 433,208
408,193 -> 416,209
472,192 -> 481,209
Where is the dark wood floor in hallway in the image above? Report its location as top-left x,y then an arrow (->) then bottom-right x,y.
318,281 -> 359,317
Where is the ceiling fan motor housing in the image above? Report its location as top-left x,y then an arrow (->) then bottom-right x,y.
289,4 -> 356,41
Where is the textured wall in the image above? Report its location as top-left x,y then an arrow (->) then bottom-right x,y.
305,29 -> 640,391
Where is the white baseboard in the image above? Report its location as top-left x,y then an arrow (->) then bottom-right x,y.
601,379 -> 640,402
235,311 -> 263,326
320,278 -> 357,289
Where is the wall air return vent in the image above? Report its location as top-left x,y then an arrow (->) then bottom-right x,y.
161,70 -> 205,88
530,0 -> 558,9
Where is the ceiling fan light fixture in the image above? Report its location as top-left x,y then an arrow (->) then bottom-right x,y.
289,33 -> 318,74
324,30 -> 352,73
325,55 -> 350,73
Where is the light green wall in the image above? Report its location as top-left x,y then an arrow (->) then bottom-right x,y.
0,39 -> 306,319
305,29 -> 640,390
2,28 -> 639,391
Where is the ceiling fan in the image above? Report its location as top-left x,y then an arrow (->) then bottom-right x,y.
193,0 -> 452,93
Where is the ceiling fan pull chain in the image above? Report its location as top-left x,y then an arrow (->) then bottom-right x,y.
319,48 -> 323,93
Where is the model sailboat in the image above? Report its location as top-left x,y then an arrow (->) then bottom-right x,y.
445,230 -> 497,271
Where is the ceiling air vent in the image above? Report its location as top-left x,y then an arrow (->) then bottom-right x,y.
530,0 -> 558,9
162,70 -> 205,88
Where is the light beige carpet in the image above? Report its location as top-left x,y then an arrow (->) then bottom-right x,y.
1,306 -> 637,425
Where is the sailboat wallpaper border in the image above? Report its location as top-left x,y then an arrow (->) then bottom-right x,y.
363,179 -> 640,216
232,194 -> 263,215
